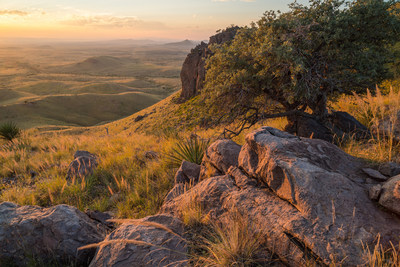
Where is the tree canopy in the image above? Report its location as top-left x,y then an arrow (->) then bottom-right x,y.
201,0 -> 400,134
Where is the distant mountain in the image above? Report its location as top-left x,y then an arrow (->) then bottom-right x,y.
50,56 -> 135,74
164,39 -> 195,47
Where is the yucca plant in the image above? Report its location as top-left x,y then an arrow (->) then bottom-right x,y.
0,121 -> 21,142
166,135 -> 210,167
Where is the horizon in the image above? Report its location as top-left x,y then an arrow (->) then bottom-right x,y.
0,0 -> 308,42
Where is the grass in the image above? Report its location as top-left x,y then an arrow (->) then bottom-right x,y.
192,211 -> 269,267
0,129 -> 175,218
0,41 -> 188,128
363,236 -> 400,267
333,86 -> 400,164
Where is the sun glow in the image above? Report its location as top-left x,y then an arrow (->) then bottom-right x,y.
0,0 -> 301,41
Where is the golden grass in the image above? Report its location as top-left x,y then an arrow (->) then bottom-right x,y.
333,86 -> 400,164
192,211 -> 269,267
0,128 -> 175,217
363,236 -> 400,267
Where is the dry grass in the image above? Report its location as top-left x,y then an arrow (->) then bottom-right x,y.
333,86 -> 400,164
190,211 -> 270,267
0,128 -> 175,218
363,236 -> 400,267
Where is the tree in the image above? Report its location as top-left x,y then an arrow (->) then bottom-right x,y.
202,0 -> 400,136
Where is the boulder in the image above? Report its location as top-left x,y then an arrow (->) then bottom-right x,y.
362,168 -> 388,181
0,202 -> 107,266
369,184 -> 382,201
66,150 -> 98,181
330,111 -> 370,139
180,27 -> 239,101
199,139 -> 241,180
162,127 -> 400,266
379,162 -> 400,177
284,114 -> 334,142
285,111 -> 370,143
85,209 -> 115,229
89,214 -> 187,267
175,160 -> 201,185
378,175 -> 400,215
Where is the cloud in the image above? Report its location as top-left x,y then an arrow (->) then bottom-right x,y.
61,15 -> 167,30
0,10 -> 29,16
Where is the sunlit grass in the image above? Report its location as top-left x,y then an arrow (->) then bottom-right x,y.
333,86 -> 400,164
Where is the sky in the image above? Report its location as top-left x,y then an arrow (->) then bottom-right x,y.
0,0 -> 308,41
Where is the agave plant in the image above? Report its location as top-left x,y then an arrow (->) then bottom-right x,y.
0,121 -> 21,142
166,135 -> 210,167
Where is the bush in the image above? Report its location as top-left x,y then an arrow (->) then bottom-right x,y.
166,136 -> 210,167
0,122 -> 21,142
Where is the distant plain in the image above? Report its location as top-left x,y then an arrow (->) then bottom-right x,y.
0,40 -> 194,128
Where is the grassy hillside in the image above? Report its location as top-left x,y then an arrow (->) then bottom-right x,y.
0,41 -> 192,128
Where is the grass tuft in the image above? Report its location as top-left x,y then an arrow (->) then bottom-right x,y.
192,211 -> 269,267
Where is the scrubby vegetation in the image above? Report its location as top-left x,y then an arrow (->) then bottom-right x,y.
200,0 -> 400,135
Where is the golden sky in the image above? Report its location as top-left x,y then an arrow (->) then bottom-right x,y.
0,0 -> 305,41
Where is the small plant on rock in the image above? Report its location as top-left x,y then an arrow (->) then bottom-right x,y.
0,121 -> 21,142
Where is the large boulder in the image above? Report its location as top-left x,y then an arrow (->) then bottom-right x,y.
378,175 -> 400,215
180,27 -> 240,101
0,202 -> 107,266
162,127 -> 400,266
89,214 -> 187,267
66,150 -> 98,181
175,160 -> 201,185
285,111 -> 370,143
199,139 -> 241,180
284,114 -> 334,142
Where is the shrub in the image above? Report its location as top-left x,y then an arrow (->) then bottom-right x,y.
165,136 -> 210,167
0,121 -> 21,142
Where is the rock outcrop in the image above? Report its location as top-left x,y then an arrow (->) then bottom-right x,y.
162,127 -> 400,266
0,202 -> 107,266
377,175 -> 400,215
199,139 -> 241,180
175,160 -> 201,184
180,27 -> 240,101
66,150 -> 98,181
89,214 -> 187,267
285,111 -> 370,143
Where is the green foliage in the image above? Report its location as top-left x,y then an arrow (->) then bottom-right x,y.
165,136 -> 210,167
203,0 -> 400,126
0,121 -> 21,142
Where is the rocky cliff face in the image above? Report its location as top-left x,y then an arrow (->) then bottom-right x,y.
180,27 -> 240,101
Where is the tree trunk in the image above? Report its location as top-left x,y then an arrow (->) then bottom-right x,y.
312,93 -> 328,119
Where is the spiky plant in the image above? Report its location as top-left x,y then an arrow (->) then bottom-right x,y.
0,121 -> 21,142
166,136 -> 210,167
